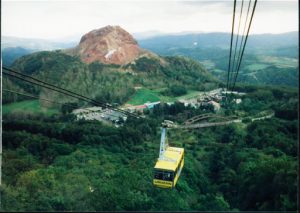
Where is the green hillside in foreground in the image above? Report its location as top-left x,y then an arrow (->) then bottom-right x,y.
3,51 -> 219,106
1,84 -> 298,211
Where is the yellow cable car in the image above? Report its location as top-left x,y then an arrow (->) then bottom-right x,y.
153,121 -> 184,188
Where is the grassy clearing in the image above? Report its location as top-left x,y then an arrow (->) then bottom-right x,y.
176,90 -> 201,100
153,89 -> 201,101
127,88 -> 160,105
2,100 -> 59,115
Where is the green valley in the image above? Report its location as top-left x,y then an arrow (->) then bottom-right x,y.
1,20 -> 298,212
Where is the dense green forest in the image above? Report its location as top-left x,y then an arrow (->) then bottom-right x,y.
1,84 -> 298,211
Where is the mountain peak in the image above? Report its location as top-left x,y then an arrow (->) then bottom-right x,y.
79,25 -> 136,44
67,25 -> 146,65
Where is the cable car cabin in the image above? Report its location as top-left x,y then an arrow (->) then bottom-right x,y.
153,146 -> 184,188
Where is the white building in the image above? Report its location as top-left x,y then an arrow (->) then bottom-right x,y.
235,99 -> 242,104
208,100 -> 221,111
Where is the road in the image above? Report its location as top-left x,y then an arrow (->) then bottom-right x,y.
172,111 -> 274,129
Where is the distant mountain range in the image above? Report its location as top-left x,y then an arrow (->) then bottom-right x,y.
2,36 -> 76,50
138,31 -> 298,53
137,31 -> 298,87
2,30 -> 298,87
3,31 -> 297,51
2,47 -> 35,66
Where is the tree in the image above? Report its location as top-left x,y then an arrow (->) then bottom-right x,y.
61,103 -> 78,115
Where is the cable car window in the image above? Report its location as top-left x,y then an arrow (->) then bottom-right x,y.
163,171 -> 174,181
154,170 -> 174,181
154,170 -> 163,180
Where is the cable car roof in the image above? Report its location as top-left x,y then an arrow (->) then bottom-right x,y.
154,146 -> 184,171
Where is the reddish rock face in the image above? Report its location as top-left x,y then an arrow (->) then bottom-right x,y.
70,25 -> 144,65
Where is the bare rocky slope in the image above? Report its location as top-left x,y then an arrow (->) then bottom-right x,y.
65,25 -> 154,65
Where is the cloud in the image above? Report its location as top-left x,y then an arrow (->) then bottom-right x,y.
2,0 -> 298,39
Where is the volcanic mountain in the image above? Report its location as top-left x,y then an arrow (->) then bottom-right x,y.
5,25 -> 218,105
65,25 -> 152,65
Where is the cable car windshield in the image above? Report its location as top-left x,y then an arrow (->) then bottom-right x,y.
154,169 -> 174,181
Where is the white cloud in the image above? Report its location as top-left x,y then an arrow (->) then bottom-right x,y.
2,0 -> 298,39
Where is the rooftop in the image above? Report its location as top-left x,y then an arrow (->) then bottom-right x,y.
154,146 -> 184,171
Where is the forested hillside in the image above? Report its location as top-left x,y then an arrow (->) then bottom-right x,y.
3,51 -> 219,105
1,84 -> 298,211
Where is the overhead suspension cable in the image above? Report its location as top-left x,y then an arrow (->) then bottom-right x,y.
229,0 -> 244,90
233,0 -> 252,86
2,88 -> 78,107
3,67 -> 106,107
2,67 -> 140,118
3,71 -> 139,119
225,0 -> 237,97
231,0 -> 258,91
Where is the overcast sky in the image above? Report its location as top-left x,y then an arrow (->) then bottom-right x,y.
2,0 -> 299,40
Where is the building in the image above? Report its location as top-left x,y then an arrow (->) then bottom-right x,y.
221,91 -> 246,96
134,104 -> 147,112
145,101 -> 161,109
72,107 -> 127,125
72,106 -> 102,114
235,98 -> 242,104
126,101 -> 161,112
207,100 -> 221,111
